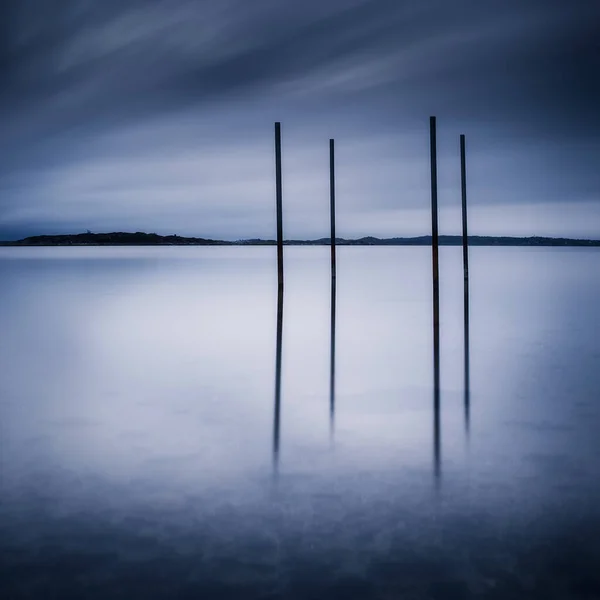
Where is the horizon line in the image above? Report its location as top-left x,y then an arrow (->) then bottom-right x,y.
1,231 -> 600,246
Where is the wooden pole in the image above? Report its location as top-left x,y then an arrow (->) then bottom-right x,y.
330,138 -> 336,279
430,116 -> 440,360
430,116 -> 441,481
275,122 -> 284,290
460,134 -> 470,434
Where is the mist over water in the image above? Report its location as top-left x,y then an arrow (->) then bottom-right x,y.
1,246 -> 599,598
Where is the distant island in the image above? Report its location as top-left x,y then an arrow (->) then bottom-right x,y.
1,232 -> 599,247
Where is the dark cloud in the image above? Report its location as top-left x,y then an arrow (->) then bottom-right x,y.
0,0 -> 598,239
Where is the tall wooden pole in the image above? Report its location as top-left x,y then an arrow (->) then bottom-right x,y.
430,116 -> 440,360
330,139 -> 336,279
430,116 -> 441,481
275,122 -> 284,290
460,134 -> 470,434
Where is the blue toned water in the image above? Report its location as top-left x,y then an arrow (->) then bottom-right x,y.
1,246 -> 599,599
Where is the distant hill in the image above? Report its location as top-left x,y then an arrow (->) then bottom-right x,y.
1,232 -> 599,247
285,235 -> 600,247
0,232 -> 231,246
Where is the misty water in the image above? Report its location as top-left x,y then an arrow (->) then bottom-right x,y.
1,246 -> 599,599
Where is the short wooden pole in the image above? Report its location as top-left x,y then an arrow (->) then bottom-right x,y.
330,138 -> 336,279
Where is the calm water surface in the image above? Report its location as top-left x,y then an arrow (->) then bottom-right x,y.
1,246 -> 599,599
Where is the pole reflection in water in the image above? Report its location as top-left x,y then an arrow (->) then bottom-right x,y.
329,138 -> 337,439
272,284 -> 284,476
433,336 -> 441,483
329,275 -> 337,439
464,312 -> 470,438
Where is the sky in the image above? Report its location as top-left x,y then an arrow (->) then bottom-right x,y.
0,0 -> 598,241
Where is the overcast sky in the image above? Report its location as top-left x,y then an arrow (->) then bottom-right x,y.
0,0 -> 598,240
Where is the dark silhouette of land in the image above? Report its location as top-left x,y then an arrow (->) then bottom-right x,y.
1,231 -> 599,247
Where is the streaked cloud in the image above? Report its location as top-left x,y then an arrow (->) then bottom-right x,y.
1,0 -> 598,239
